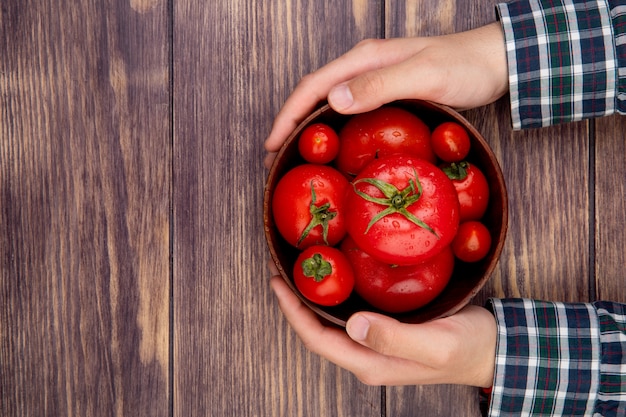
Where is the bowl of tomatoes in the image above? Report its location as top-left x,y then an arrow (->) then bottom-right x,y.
264,99 -> 507,326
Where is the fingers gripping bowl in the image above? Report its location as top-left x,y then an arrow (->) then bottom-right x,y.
264,100 -> 508,326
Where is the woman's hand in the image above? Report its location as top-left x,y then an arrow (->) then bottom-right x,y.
264,22 -> 507,167
270,273 -> 497,387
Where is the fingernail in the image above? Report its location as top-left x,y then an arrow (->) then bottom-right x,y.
328,84 -> 354,111
347,314 -> 370,341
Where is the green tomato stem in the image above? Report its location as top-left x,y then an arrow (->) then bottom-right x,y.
353,169 -> 437,237
301,253 -> 332,282
297,181 -> 337,247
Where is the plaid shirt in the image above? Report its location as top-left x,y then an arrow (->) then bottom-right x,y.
486,299 -> 626,416
496,0 -> 626,129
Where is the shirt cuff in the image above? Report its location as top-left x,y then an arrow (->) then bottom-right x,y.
486,298 -> 601,416
496,0 -> 617,129
592,301 -> 626,415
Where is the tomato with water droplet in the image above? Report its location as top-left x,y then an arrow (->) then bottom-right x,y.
344,154 -> 459,265
341,236 -> 454,313
273,164 -> 349,249
336,106 -> 435,177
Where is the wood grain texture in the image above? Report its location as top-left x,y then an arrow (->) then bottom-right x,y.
594,115 -> 626,303
172,1 -> 383,416
0,1 -> 170,416
3,0 -> 624,416
487,122 -> 591,302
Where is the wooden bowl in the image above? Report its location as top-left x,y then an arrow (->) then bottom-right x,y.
264,100 -> 508,326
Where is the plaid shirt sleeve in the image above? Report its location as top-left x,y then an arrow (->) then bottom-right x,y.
485,298 -> 626,416
495,0 -> 625,129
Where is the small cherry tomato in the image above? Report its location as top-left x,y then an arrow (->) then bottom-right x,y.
431,121 -> 471,162
298,123 -> 340,164
452,221 -> 492,263
442,161 -> 490,221
293,245 -> 355,306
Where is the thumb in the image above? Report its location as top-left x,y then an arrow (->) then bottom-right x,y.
345,312 -> 440,361
327,63 -> 419,114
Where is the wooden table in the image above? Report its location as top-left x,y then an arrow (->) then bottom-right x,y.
2,1 -> 625,416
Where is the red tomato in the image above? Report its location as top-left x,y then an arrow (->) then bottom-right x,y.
341,236 -> 454,313
442,161 -> 490,221
431,121 -> 471,162
336,106 -> 435,176
293,245 -> 355,306
272,164 -> 349,249
298,123 -> 340,164
345,155 -> 459,265
452,221 -> 492,262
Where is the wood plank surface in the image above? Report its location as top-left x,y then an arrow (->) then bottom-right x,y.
172,1 -> 384,416
0,1 -> 171,416
594,116 -> 626,303
488,122 -> 591,302
3,0 -> 625,416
